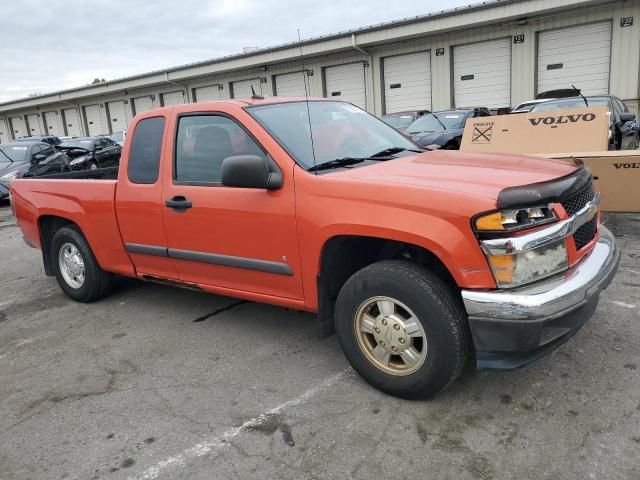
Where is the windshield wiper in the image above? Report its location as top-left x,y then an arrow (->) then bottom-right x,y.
0,149 -> 14,163
370,146 -> 422,157
308,157 -> 369,172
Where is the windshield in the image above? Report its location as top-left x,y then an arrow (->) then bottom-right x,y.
407,111 -> 467,133
381,113 -> 416,129
530,97 -> 609,112
60,140 -> 93,149
247,101 -> 419,170
0,145 -> 29,162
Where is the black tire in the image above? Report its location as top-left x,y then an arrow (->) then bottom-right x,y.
335,260 -> 470,399
50,226 -> 113,302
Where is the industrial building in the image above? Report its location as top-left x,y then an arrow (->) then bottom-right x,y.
1,0 -> 639,141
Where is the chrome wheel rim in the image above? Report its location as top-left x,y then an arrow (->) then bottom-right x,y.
354,296 -> 427,376
58,242 -> 85,289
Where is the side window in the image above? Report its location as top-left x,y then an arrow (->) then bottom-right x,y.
175,115 -> 266,184
30,145 -> 42,157
127,117 -> 165,184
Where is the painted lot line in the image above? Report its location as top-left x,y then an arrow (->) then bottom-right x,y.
129,369 -> 352,480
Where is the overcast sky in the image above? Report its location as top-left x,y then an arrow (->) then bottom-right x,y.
0,0 -> 475,103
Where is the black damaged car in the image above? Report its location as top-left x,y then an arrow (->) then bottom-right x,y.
406,108 -> 491,150
58,136 -> 122,171
0,141 -> 70,200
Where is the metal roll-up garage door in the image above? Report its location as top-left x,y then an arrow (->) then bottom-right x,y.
231,78 -> 263,99
84,104 -> 104,136
107,101 -> 130,131
324,63 -> 366,109
383,51 -> 432,113
274,71 -> 308,97
62,108 -> 81,137
26,114 -> 43,135
0,118 -> 10,142
453,38 -> 511,109
537,22 -> 612,96
193,85 -> 223,102
133,96 -> 154,115
43,111 -> 63,136
161,91 -> 185,106
9,116 -> 27,138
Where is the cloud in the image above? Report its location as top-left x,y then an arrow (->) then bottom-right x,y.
0,0 -> 474,103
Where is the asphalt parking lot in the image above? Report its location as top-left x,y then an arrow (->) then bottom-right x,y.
0,201 -> 638,480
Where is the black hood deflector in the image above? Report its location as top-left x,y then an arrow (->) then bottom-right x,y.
497,166 -> 592,209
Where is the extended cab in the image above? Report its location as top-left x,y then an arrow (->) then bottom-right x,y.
10,98 -> 620,399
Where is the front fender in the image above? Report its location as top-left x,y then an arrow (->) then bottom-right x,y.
294,171 -> 497,311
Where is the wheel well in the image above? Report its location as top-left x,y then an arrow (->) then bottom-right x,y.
39,216 -> 79,276
316,236 -> 457,338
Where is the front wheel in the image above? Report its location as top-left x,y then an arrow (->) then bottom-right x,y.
51,226 -> 113,302
335,260 -> 470,399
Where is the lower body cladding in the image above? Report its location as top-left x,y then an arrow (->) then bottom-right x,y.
462,226 -> 620,369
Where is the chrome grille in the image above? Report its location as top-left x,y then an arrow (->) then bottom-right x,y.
560,183 -> 598,250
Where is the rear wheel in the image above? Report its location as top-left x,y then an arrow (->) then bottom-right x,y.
335,260 -> 470,399
51,226 -> 113,302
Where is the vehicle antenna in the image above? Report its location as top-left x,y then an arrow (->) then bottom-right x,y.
298,29 -> 318,173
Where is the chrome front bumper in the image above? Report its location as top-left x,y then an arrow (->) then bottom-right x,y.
462,226 -> 619,368
462,226 -> 619,322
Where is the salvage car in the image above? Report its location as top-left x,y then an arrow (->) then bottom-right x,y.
0,141 -> 70,199
380,111 -> 428,133
58,137 -> 122,170
529,96 -> 639,150
405,107 -> 491,149
11,98 -> 619,399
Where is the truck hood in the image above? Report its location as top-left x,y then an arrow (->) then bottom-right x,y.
328,150 -> 580,202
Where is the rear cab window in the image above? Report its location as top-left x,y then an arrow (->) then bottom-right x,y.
127,117 -> 165,184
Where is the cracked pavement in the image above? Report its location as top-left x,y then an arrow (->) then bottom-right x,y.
0,201 -> 639,480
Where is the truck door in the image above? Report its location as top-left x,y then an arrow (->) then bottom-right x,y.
160,109 -> 303,300
115,115 -> 179,280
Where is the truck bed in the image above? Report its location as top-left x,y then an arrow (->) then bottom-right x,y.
10,172 -> 134,277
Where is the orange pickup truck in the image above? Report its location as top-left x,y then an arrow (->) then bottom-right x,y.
10,98 -> 619,398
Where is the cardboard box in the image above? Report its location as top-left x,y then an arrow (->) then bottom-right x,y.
460,106 -> 609,154
535,151 -> 640,213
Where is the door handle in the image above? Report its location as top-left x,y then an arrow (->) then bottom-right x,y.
165,195 -> 192,212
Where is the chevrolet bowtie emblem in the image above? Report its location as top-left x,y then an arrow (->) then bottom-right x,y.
586,203 -> 598,221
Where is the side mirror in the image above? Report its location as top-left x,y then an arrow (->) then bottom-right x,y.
620,112 -> 636,123
32,153 -> 46,163
221,155 -> 282,190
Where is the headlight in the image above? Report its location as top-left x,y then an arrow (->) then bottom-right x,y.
70,156 -> 88,166
486,240 -> 568,288
0,170 -> 19,182
474,205 -> 556,232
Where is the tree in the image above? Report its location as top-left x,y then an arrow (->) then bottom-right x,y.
91,78 -> 106,85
